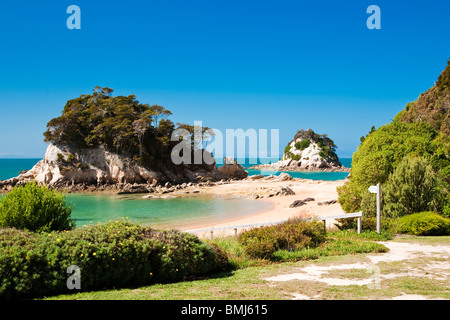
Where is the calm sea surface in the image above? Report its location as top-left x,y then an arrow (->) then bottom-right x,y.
0,158 -> 351,228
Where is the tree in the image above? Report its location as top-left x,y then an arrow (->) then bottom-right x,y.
43,87 -> 214,170
338,121 -> 449,214
132,109 -> 153,158
382,156 -> 442,218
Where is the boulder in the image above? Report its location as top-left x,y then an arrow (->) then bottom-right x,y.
216,158 -> 248,179
289,200 -> 306,208
317,199 -> 338,206
275,172 -> 292,181
279,186 -> 295,196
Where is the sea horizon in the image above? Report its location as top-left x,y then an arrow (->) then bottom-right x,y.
0,157 -> 352,182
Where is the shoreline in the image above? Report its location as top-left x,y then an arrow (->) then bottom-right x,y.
175,178 -> 348,237
247,164 -> 351,173
1,174 -> 349,237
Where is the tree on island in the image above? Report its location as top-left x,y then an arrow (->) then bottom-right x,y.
43,87 -> 211,170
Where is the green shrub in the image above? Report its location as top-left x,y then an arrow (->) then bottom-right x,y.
0,182 -> 74,232
67,153 -> 75,163
397,212 -> 450,236
145,229 -> 225,282
238,218 -> 326,259
337,121 -> 449,215
294,139 -> 310,151
0,221 -> 228,299
382,156 -> 442,218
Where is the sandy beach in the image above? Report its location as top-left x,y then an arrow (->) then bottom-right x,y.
178,177 -> 348,237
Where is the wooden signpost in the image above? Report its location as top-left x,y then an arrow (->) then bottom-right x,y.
368,183 -> 381,234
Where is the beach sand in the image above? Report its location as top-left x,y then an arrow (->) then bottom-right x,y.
178,178 -> 347,237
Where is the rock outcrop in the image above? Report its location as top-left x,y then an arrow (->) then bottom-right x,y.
0,144 -> 248,192
250,129 -> 349,172
216,157 -> 248,180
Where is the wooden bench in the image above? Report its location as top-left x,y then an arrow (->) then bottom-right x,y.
315,211 -> 363,234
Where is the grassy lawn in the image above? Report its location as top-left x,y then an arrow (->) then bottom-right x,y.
43,231 -> 450,300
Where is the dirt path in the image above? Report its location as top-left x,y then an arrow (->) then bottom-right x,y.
263,240 -> 450,300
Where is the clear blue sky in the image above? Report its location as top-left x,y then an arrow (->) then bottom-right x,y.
0,0 -> 449,158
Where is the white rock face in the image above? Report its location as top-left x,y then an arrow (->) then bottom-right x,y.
0,145 -> 248,189
280,140 -> 330,170
6,144 -> 163,186
249,137 -> 349,172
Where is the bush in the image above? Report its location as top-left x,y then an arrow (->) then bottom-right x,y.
238,218 -> 326,259
144,229 -> 226,282
397,212 -> 450,236
0,221 -> 227,299
337,121 -> 449,215
0,182 -> 74,232
382,156 -> 442,218
294,139 -> 310,151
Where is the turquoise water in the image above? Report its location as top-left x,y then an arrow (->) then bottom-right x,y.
66,193 -> 271,229
241,157 -> 351,181
0,158 -> 352,181
245,169 -> 349,181
0,158 -> 40,181
0,157 -> 351,228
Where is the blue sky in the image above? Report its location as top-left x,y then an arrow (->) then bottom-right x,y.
0,0 -> 449,158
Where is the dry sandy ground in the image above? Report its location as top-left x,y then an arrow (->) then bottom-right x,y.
264,240 -> 450,300
178,178 -> 347,236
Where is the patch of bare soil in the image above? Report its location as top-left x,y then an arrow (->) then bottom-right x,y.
263,241 -> 450,300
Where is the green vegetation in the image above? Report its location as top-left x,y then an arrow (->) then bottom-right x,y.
397,211 -> 450,236
338,60 -> 449,219
0,182 -> 74,233
43,235 -> 450,301
0,221 -> 227,299
382,156 -> 443,217
337,71 -> 449,228
337,121 -> 449,218
294,139 -> 310,151
396,59 -> 450,136
284,128 -> 341,164
43,86 -> 212,170
237,218 -> 326,259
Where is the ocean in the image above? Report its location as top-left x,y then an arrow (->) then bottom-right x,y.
0,157 -> 351,228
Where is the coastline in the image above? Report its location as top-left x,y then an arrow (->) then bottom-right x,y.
1,169 -> 349,237
176,178 -> 348,237
248,164 -> 351,173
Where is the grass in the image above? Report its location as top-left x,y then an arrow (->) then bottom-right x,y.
209,229 -> 390,265
43,230 -> 398,300
35,228 -> 450,301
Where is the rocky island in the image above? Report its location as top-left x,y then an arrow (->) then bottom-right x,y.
0,87 -> 247,194
250,129 -> 350,172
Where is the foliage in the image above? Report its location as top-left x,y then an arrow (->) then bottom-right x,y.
396,59 -> 450,135
43,87 -> 211,170
284,128 -> 341,164
0,221 -> 228,299
381,156 -> 443,218
237,218 -> 326,259
0,182 -> 74,233
359,125 -> 376,144
337,121 -> 449,214
397,212 -> 450,236
144,229 -> 227,282
294,139 -> 310,151
339,60 -> 450,217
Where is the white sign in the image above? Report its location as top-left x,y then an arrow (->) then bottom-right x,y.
368,185 -> 378,194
